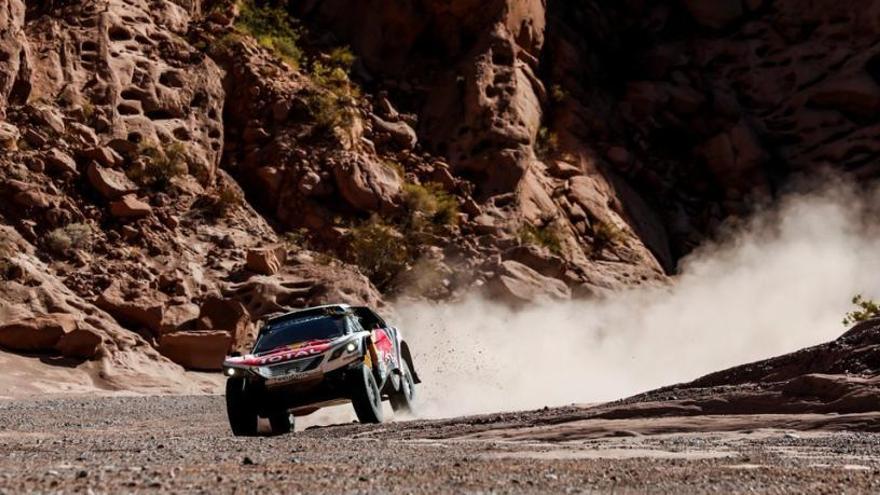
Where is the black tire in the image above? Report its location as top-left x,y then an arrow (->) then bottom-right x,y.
225,377 -> 258,436
268,411 -> 293,435
348,364 -> 383,424
389,359 -> 415,413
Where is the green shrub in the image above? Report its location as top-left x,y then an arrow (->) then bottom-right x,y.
402,182 -> 459,227
211,184 -> 243,217
589,220 -> 623,258
535,126 -> 559,159
518,223 -> 563,255
304,58 -> 361,132
348,218 -> 409,289
45,223 -> 93,255
843,295 -> 880,326
236,0 -> 302,67
130,142 -> 188,189
327,46 -> 355,71
550,84 -> 567,103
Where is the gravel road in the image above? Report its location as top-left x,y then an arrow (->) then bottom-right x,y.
1,396 -> 879,494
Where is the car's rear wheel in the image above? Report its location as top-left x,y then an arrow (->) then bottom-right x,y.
349,363 -> 383,424
226,377 -> 258,436
390,359 -> 415,414
268,411 -> 293,435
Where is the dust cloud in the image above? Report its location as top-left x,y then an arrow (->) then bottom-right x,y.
395,182 -> 880,418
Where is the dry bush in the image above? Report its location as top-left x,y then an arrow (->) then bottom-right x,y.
45,223 -> 93,255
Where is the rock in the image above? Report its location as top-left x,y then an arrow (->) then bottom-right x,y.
503,245 -> 567,279
157,331 -> 233,371
809,75 -> 880,118
80,147 -> 123,168
332,153 -> 401,212
0,122 -> 19,149
0,314 -> 77,352
225,265 -> 382,320
87,163 -> 138,200
488,260 -> 571,304
44,148 -> 79,175
55,329 -> 103,359
109,195 -> 152,218
682,0 -> 744,29
67,122 -> 100,147
31,105 -> 65,134
246,245 -> 287,275
370,113 -> 417,150
96,282 -> 165,335
13,189 -> 52,209
196,297 -> 251,345
159,303 -> 200,335
547,159 -> 582,178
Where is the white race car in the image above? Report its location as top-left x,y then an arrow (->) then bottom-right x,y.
222,304 -> 419,436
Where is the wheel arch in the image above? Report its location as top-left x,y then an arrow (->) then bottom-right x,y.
400,340 -> 421,384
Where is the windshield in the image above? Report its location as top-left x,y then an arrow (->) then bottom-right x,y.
253,315 -> 348,353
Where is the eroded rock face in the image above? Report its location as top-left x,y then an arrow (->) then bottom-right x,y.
26,0 -> 224,179
0,0 -> 29,118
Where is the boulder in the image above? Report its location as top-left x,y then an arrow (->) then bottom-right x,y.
488,260 -> 571,304
246,245 -> 287,275
87,163 -> 138,200
158,331 -> 233,371
80,146 -> 123,167
110,194 -> 152,218
44,148 -> 79,175
682,0 -> 744,29
370,113 -> 418,150
0,314 -> 77,352
196,296 -> 251,344
55,329 -> 103,359
809,75 -> 880,118
0,122 -> 19,149
332,153 -> 401,212
159,303 -> 200,335
96,282 -> 165,334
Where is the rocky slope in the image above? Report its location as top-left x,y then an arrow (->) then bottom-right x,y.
1,0 -> 878,388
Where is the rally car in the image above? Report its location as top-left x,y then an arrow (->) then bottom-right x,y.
221,304 -> 419,436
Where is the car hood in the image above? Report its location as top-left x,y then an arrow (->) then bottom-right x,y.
225,338 -> 340,367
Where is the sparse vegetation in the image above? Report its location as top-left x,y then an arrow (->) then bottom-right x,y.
384,160 -> 406,179
327,47 -> 355,71
348,218 -> 409,288
843,295 -> 880,326
45,223 -> 93,255
211,184 -> 244,217
129,142 -> 188,189
550,84 -> 567,103
402,182 -> 459,228
535,126 -> 559,159
518,222 -> 563,255
305,56 -> 359,132
235,0 -> 303,67
589,220 -> 623,258
0,240 -> 15,280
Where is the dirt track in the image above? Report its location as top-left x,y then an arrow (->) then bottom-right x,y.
1,396 -> 880,494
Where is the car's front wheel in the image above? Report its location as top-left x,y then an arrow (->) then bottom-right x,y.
348,363 -> 383,424
226,377 -> 258,436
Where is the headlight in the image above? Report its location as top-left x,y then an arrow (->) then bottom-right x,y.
225,368 -> 237,377
346,342 -> 357,353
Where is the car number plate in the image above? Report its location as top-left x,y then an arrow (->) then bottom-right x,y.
266,369 -> 321,386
